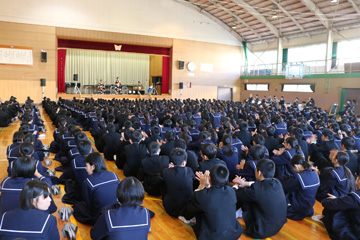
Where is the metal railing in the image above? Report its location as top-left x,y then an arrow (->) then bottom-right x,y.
241,57 -> 360,76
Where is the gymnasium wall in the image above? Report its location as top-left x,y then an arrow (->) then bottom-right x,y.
0,22 -> 57,103
172,39 -> 242,101
240,77 -> 359,111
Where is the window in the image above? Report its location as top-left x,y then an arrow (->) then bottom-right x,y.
282,84 -> 315,92
245,84 -> 269,91
337,39 -> 360,63
288,44 -> 326,66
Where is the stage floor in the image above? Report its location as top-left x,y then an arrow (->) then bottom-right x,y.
57,93 -> 172,100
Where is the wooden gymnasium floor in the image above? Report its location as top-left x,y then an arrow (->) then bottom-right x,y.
0,107 -> 331,240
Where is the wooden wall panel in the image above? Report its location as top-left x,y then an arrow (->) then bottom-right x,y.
0,21 -> 57,103
172,39 -> 242,101
149,55 -> 163,86
56,27 -> 173,48
240,77 -> 359,111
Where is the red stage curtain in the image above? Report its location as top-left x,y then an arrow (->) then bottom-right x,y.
57,49 -> 66,93
162,56 -> 170,94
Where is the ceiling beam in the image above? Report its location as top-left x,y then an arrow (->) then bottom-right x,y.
347,0 -> 360,15
300,0 -> 330,29
232,0 -> 280,38
207,0 -> 263,40
268,0 -> 305,32
172,0 -> 244,43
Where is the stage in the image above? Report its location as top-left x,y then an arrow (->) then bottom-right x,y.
56,93 -> 172,100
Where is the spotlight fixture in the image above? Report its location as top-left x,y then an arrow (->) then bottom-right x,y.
272,4 -> 278,19
232,16 -> 237,29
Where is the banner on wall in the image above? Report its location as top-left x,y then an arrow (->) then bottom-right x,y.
0,45 -> 33,66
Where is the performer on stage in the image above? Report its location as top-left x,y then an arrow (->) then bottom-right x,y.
97,79 -> 105,94
137,81 -> 144,90
114,77 -> 121,94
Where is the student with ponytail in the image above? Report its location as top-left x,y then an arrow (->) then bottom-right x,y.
316,150 -> 356,202
272,137 -> 305,178
217,134 -> 239,180
280,155 -> 320,220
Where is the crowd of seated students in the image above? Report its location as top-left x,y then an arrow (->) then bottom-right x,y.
0,95 -> 359,239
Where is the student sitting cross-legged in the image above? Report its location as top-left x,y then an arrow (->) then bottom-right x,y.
182,164 -> 243,240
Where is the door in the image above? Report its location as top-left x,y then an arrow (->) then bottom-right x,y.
217,87 -> 233,101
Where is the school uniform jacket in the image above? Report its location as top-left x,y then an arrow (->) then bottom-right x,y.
0,208 -> 59,240
237,160 -> 258,182
272,148 -> 303,178
282,169 -> 320,220
316,166 -> 351,202
0,176 -> 55,214
236,178 -> 287,239
141,155 -> 169,195
321,190 -> 360,240
217,147 -> 239,181
123,143 -> 148,177
198,158 -> 227,173
162,166 -> 195,217
183,185 -> 243,240
82,171 -> 120,215
91,205 -> 150,240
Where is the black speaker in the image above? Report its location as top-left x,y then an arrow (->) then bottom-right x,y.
73,74 -> 78,81
179,61 -> 184,70
41,52 -> 47,62
40,78 -> 46,87
179,82 -> 183,89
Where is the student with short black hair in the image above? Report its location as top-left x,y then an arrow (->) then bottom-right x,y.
174,139 -> 198,172
160,130 -> 176,157
340,137 -> 359,175
264,126 -> 280,158
0,180 -> 60,240
217,134 -> 239,181
73,152 -> 120,225
234,159 -> 287,239
183,164 -> 243,240
102,123 -> 121,161
162,148 -> 195,217
140,141 -> 169,195
91,177 -> 152,240
198,143 -> 226,173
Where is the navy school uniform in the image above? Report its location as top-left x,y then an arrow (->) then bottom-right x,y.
353,135 -> 360,150
281,169 -> 320,220
191,113 -> 202,128
316,166 -> 352,202
231,138 -> 244,156
0,208 -> 60,240
162,166 -> 195,217
73,171 -> 120,225
209,112 -> 222,129
140,120 -> 151,135
91,204 -> 151,240
272,148 -> 304,178
274,122 -> 287,139
8,158 -> 47,178
141,155 -> 169,196
6,142 -> 21,156
189,128 -> 201,142
217,147 -> 239,181
237,160 -> 258,182
321,190 -> 360,240
0,176 -> 57,214
198,158 -> 227,173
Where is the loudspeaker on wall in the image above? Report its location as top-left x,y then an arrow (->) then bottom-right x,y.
40,78 -> 46,87
73,74 -> 78,81
179,82 -> 183,89
179,61 -> 184,70
41,52 -> 47,62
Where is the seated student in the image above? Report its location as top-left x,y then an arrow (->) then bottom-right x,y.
198,143 -> 226,173
73,152 -> 120,225
162,148 -> 195,217
102,123 -> 121,161
246,134 -> 270,160
0,156 -> 56,214
160,130 -> 176,157
23,133 -> 45,162
189,120 -> 201,142
280,155 -> 320,220
321,175 -> 360,240
91,177 -> 153,240
0,180 -> 60,240
351,128 -> 360,150
233,159 -> 287,239
234,121 -> 252,148
62,140 -> 92,204
178,124 -> 192,146
143,125 -> 162,147
273,115 -> 287,139
6,131 -> 24,156
340,137 -> 359,175
174,139 -> 198,172
160,119 -> 174,140
49,117 -> 67,153
122,131 -> 148,177
272,137 -> 304,178
308,128 -> 340,170
217,134 -> 239,181
316,150 -> 356,202
237,144 -> 265,182
182,164 -> 243,240
264,126 -> 280,158
140,141 -> 169,195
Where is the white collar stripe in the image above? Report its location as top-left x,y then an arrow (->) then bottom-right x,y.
297,173 -> 320,188
108,209 -> 149,228
87,173 -> 118,188
331,170 -> 347,182
0,213 -> 50,233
